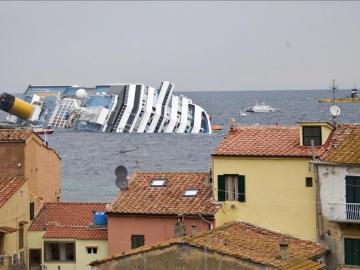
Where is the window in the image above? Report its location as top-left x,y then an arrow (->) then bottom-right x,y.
344,238 -> 360,266
18,223 -> 24,249
131,235 -> 144,249
305,177 -> 313,187
86,247 -> 98,254
218,175 -> 245,202
30,202 -> 35,221
345,176 -> 360,220
303,126 -> 322,146
44,242 -> 75,262
150,179 -> 166,187
184,189 -> 199,197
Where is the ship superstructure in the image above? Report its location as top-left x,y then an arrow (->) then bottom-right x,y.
1,81 -> 212,134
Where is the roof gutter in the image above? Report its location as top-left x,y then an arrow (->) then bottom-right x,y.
310,160 -> 360,167
212,154 -> 315,158
106,211 -> 215,220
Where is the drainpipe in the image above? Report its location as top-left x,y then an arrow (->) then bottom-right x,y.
311,140 -> 323,240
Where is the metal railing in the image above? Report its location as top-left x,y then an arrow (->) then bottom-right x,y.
323,203 -> 360,222
0,253 -> 25,270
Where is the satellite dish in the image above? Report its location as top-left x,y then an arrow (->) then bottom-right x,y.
330,105 -> 341,117
115,165 -> 128,190
115,165 -> 128,178
75,89 -> 87,100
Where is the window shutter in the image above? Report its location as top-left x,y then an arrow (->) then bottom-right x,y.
217,175 -> 225,202
345,238 -> 360,266
30,202 -> 35,221
131,235 -> 145,249
131,236 -> 137,249
237,175 -> 245,202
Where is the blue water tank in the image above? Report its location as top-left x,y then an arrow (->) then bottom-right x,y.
93,212 -> 107,225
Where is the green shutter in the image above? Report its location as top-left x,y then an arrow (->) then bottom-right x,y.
345,238 -> 360,266
218,175 -> 225,202
131,235 -> 145,249
237,175 -> 245,202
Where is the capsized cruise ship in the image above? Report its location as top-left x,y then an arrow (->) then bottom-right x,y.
0,81 -> 212,134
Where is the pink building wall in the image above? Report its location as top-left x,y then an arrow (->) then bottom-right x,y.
108,215 -> 213,255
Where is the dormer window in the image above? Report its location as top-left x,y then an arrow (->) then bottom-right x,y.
184,189 -> 199,197
150,179 -> 166,187
302,126 -> 321,146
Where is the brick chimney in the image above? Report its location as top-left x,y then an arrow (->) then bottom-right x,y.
174,215 -> 186,237
191,225 -> 197,236
279,239 -> 289,260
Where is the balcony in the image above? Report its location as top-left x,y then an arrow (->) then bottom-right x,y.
323,203 -> 360,223
0,253 -> 25,270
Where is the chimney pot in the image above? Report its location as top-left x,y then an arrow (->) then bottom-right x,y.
174,214 -> 186,237
191,225 -> 197,236
279,239 -> 289,260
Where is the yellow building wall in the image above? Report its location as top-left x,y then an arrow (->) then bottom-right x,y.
24,136 -> 61,216
76,240 -> 108,270
0,181 -> 29,257
213,157 -> 317,240
27,233 -> 108,270
27,231 -> 44,249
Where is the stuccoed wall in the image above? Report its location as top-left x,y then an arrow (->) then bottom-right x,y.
213,156 -> 316,240
76,240 -> 108,270
0,181 -> 29,259
318,165 -> 360,270
92,244 -> 267,270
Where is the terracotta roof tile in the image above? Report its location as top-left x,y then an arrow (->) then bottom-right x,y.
29,202 -> 108,240
0,129 -> 34,142
44,227 -> 107,240
0,177 -> 26,207
321,124 -> 360,164
213,125 -> 326,157
109,172 -> 218,216
91,221 -> 327,268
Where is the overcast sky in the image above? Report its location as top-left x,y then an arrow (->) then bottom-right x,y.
0,1 -> 359,92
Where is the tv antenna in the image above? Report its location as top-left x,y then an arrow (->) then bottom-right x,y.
115,165 -> 128,190
329,79 -> 341,125
330,79 -> 337,105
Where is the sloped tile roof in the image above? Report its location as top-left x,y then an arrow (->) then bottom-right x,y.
109,172 -> 218,216
213,125 -> 327,157
320,124 -> 360,164
0,177 -> 26,207
0,129 -> 34,142
91,221 -> 327,269
29,202 -> 108,240
43,227 -> 107,240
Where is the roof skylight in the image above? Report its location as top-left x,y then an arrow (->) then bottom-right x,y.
184,189 -> 199,197
150,179 -> 166,187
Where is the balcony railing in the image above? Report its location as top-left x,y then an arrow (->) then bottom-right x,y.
0,253 -> 25,270
323,203 -> 360,222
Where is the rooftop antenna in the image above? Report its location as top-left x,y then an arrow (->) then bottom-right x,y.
329,79 -> 341,126
331,78 -> 336,105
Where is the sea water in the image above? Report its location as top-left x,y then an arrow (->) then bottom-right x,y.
9,90 -> 360,201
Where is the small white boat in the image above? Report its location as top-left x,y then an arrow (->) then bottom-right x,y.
245,103 -> 278,113
33,126 -> 55,135
239,111 -> 247,117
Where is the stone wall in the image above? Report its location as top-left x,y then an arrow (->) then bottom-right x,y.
320,218 -> 360,269
93,244 -> 266,270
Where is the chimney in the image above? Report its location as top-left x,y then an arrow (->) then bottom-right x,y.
203,173 -> 212,186
174,215 -> 186,237
191,225 -> 197,236
279,239 -> 289,260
